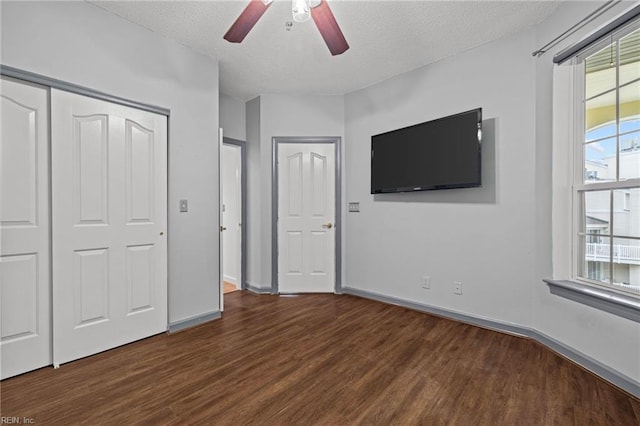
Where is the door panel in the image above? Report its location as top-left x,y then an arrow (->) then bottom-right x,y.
52,89 -> 167,366
311,152 -> 328,216
1,254 -> 38,338
0,77 -> 51,379
278,143 -> 335,293
221,144 -> 242,288
126,120 -> 154,223
126,244 -> 154,314
74,115 -> 108,224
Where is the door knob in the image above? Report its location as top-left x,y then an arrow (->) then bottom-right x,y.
220,226 -> 227,232
160,232 -> 164,236
322,223 -> 333,229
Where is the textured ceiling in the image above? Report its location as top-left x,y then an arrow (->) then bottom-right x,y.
91,0 -> 563,101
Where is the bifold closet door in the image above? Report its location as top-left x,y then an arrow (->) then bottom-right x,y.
0,77 -> 52,379
51,90 -> 167,366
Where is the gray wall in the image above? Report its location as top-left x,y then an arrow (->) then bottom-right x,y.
245,94 -> 345,289
343,0 -> 639,382
1,1 -> 221,324
220,93 -> 246,141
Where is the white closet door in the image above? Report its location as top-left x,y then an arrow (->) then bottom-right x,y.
51,90 -> 167,366
0,77 -> 52,379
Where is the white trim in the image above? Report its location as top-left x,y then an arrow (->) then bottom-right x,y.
219,128 -> 224,312
575,178 -> 640,191
223,275 -> 238,286
545,279 -> 640,321
572,61 -> 586,281
552,63 -> 575,280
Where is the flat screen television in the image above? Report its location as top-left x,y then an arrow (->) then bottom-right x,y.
371,108 -> 482,194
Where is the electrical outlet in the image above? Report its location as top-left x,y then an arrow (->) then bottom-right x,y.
421,276 -> 430,289
454,281 -> 462,295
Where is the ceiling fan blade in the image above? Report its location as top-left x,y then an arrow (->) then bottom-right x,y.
224,0 -> 272,43
311,0 -> 349,56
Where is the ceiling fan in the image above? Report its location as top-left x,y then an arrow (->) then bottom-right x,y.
223,0 -> 349,56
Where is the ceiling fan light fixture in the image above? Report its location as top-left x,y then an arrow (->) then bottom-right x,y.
292,0 -> 311,22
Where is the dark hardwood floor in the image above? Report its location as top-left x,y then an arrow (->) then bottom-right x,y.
1,291 -> 638,425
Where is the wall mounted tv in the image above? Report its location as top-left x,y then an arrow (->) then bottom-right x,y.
371,108 -> 482,194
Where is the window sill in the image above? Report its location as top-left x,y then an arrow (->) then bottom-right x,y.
543,279 -> 640,323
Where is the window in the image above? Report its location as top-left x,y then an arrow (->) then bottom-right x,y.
575,23 -> 640,295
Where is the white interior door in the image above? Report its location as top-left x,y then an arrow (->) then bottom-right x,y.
222,144 -> 242,289
0,77 -> 52,379
278,143 -> 335,293
51,89 -> 167,366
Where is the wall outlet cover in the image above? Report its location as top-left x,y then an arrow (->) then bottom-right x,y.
422,276 -> 430,289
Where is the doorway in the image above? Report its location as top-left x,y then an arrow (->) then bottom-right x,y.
221,138 -> 247,301
272,137 -> 342,294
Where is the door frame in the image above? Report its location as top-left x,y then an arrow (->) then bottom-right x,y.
222,137 -> 248,292
271,137 -> 342,294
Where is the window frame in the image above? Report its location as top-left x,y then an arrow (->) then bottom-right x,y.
546,16 -> 640,322
571,21 -> 640,297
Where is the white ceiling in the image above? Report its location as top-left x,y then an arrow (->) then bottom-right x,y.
91,0 -> 564,101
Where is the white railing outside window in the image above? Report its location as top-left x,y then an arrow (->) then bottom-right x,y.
585,243 -> 640,264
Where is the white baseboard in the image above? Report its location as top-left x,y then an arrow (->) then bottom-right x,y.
223,275 -> 238,286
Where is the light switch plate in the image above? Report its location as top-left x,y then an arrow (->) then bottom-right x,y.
180,199 -> 188,212
348,202 -> 360,212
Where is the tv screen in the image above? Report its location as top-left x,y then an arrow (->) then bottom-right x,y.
371,108 -> 482,194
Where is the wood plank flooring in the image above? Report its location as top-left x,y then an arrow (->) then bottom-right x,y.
223,281 -> 238,294
1,291 -> 638,425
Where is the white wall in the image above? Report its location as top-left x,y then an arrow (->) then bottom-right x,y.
245,94 -> 345,289
1,1 -> 220,323
343,0 -> 639,384
220,93 -> 246,141
245,97 -> 262,289
344,29 -> 537,326
532,0 -> 640,382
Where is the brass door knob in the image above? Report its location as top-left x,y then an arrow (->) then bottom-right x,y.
322,223 -> 333,229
